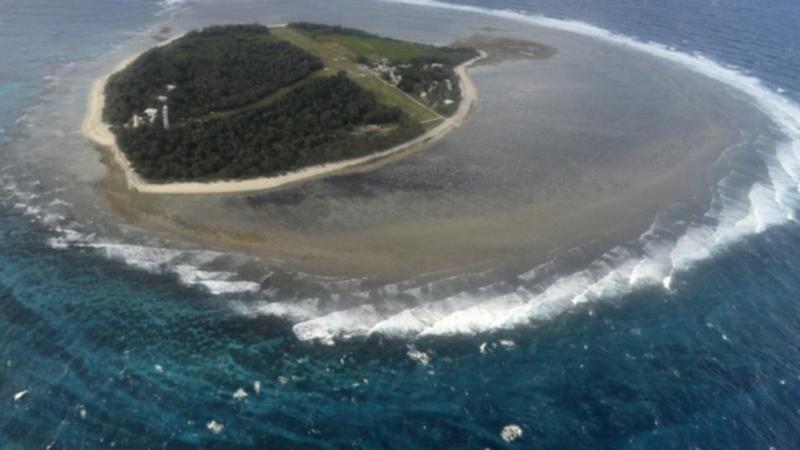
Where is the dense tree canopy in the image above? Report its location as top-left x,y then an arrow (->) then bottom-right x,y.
115,74 -> 422,181
103,24 -> 322,125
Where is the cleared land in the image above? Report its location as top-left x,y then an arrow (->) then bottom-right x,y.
271,26 -> 445,128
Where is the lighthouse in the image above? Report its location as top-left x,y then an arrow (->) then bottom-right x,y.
162,104 -> 170,130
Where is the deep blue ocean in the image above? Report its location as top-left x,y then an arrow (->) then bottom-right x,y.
2,0 -> 800,448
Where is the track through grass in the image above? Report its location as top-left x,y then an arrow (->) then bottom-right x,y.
271,26 -> 443,128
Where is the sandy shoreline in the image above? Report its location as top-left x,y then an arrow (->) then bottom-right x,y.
82,31 -> 486,195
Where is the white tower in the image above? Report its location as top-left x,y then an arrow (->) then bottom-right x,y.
162,104 -> 170,130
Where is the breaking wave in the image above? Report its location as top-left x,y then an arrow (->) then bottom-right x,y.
0,171 -> 266,297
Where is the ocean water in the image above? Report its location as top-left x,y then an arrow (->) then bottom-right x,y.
1,0 -> 800,448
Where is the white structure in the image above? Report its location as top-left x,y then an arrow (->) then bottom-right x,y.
166,84 -> 176,92
372,58 -> 403,86
144,108 -> 158,124
157,95 -> 168,103
132,114 -> 141,128
162,104 -> 170,129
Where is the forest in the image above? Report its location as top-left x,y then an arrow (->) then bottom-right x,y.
103,24 -> 322,125
114,74 -> 423,181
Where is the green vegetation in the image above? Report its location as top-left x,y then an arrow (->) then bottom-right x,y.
289,23 -> 477,116
104,24 -> 322,125
271,26 -> 443,125
103,23 -> 477,182
290,23 -> 476,65
116,74 -> 421,181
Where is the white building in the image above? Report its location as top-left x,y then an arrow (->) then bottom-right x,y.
144,108 -> 158,124
162,104 -> 170,129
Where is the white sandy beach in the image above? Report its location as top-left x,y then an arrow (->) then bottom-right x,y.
82,32 -> 486,195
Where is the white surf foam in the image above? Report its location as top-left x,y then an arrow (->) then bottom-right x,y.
232,298 -> 322,322
173,265 -> 261,295
0,172 -> 263,297
86,242 -> 265,294
369,292 -> 484,338
44,224 -> 263,296
292,304 -> 383,345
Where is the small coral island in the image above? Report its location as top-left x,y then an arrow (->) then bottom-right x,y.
100,23 -> 480,185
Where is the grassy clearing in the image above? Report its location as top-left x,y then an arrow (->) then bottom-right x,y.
272,26 -> 443,128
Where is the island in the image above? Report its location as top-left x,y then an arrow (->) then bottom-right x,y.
72,10 -> 757,288
83,23 -> 485,194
